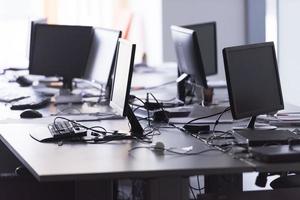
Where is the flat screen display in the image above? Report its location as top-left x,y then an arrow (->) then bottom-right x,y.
110,39 -> 135,117
29,24 -> 93,80
223,42 -> 284,119
185,22 -> 217,76
171,25 -> 207,88
84,27 -> 121,86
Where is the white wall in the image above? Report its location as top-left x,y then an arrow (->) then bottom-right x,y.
278,0 -> 300,106
140,1 -> 163,66
161,0 -> 247,79
129,0 -> 163,65
0,0 -> 43,19
0,0 -> 44,68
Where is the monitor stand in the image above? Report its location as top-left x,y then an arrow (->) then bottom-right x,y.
178,78 -> 214,106
54,77 -> 82,104
233,116 -> 276,130
125,103 -> 144,138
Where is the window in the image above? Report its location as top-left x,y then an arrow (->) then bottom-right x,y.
0,0 -> 43,68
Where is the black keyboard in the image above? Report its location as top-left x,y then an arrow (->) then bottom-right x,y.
48,121 -> 87,139
10,97 -> 51,110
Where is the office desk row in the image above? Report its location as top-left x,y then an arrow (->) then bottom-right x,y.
1,67 -> 300,200
0,120 -> 251,199
3,117 -> 300,200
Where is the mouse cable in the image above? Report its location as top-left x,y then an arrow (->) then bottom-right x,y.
189,182 -> 203,192
189,184 -> 204,200
173,123 -> 233,147
142,126 -> 161,138
129,95 -> 145,106
189,185 -> 197,200
132,96 -> 180,104
206,131 -> 234,145
52,106 -> 82,116
148,92 -> 166,112
58,136 -> 134,145
0,67 -> 28,75
73,132 -> 153,144
190,130 -> 232,140
148,92 -> 169,123
182,107 -> 231,126
53,116 -> 155,144
52,116 -> 108,135
130,95 -> 182,109
131,93 -> 180,140
128,95 -> 152,127
128,145 -> 220,155
146,93 -> 151,126
212,107 -> 231,134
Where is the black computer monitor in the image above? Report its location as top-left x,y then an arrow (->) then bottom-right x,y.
171,25 -> 208,103
28,18 -> 47,61
223,42 -> 284,129
110,39 -> 143,137
29,24 -> 93,90
171,25 -> 207,88
184,22 -> 217,76
84,27 -> 121,99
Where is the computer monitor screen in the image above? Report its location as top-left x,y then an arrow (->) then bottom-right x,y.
171,25 -> 207,89
29,24 -> 93,89
28,18 -> 47,61
223,42 -> 284,120
184,22 -> 217,76
110,39 -> 136,117
84,27 -> 121,87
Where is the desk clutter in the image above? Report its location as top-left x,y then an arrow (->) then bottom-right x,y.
0,23 -> 298,161
1,20 -> 300,199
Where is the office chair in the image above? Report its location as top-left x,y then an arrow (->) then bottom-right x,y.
270,174 -> 300,189
255,172 -> 300,189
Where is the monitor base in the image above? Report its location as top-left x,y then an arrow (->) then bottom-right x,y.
233,116 -> 277,130
233,124 -> 277,131
55,93 -> 82,104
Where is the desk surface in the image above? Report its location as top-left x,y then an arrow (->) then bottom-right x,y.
0,66 -> 280,185
0,121 -> 251,182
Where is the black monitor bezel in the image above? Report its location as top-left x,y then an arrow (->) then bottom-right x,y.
223,42 -> 284,119
29,24 -> 93,83
171,25 -> 208,89
184,21 -> 218,76
28,18 -> 47,63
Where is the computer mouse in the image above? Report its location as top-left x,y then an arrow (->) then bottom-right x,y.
16,76 -> 33,87
20,109 -> 43,118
